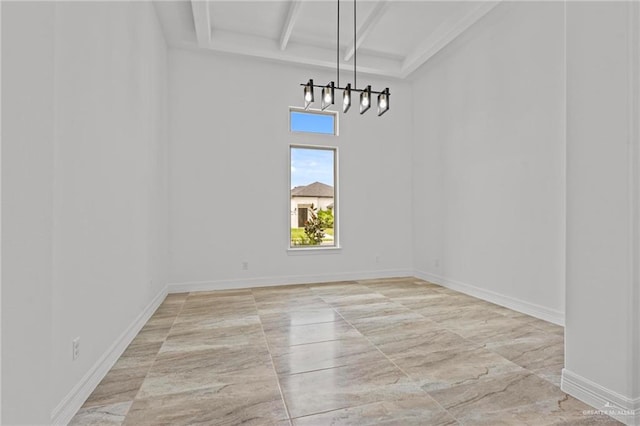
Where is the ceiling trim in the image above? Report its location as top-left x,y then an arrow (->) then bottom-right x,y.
184,0 -> 504,80
203,29 -> 403,78
399,1 -> 501,78
344,0 -> 390,62
279,0 -> 303,51
191,0 -> 212,48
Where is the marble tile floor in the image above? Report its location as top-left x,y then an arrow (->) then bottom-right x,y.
70,278 -> 620,425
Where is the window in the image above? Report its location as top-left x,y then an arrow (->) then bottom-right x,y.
290,146 -> 337,248
289,109 -> 337,135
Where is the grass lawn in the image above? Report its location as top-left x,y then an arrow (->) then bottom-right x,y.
291,228 -> 334,244
291,228 -> 305,240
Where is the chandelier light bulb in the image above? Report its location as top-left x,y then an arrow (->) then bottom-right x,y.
343,83 -> 352,113
321,82 -> 335,111
377,87 -> 390,116
360,85 -> 372,114
304,79 -> 314,110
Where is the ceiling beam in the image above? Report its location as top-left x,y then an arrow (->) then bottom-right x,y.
207,29 -> 403,78
191,0 -> 212,48
399,1 -> 501,78
344,0 -> 390,62
279,0 -> 303,51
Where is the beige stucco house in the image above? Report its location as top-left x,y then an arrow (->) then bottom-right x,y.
290,182 -> 334,228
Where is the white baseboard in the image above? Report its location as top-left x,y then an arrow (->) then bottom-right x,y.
52,268 -> 565,424
170,270 -> 565,326
415,270 -> 565,326
50,285 -> 168,426
168,269 -> 414,293
562,369 -> 640,426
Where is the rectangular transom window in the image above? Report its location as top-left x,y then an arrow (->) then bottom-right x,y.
290,146 -> 337,248
289,109 -> 337,135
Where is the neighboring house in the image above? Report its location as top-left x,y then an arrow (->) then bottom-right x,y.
290,181 -> 334,228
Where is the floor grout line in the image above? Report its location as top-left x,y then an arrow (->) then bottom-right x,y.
73,279 -> 617,425
360,280 -> 575,423
250,288 -> 295,425
313,283 -> 466,425
117,293 -> 189,423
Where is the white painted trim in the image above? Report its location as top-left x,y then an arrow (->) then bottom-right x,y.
191,0 -> 211,48
279,0 -> 302,51
50,286 -> 168,426
0,1 -> 3,420
168,269 -> 414,293
627,0 -> 640,404
288,142 -> 339,251
344,0 -> 390,62
415,270 -> 565,326
287,247 -> 342,255
560,0 -> 568,355
192,30 -> 404,79
181,1 -> 505,79
562,369 -> 640,426
400,1 -> 501,79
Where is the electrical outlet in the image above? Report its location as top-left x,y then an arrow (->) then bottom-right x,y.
241,261 -> 249,270
72,337 -> 80,361
434,258 -> 440,268
375,255 -> 380,263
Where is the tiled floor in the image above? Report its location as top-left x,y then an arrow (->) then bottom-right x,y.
70,277 -> 620,425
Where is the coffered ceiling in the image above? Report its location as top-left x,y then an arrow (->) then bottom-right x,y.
154,0 -> 500,79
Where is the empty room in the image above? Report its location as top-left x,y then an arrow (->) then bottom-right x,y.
2,0 -> 639,425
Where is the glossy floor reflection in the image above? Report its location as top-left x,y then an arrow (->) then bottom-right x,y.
70,278 -> 621,425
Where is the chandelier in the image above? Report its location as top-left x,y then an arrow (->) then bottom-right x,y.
301,0 -> 390,116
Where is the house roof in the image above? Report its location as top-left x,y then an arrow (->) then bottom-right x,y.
291,182 -> 333,198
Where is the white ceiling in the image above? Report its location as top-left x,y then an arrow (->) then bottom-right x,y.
154,0 -> 500,79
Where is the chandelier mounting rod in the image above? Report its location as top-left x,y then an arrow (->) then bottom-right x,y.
354,0 -> 356,90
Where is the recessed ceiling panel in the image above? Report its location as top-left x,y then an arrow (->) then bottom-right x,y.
289,0 -> 377,50
210,1 -> 290,40
156,1 -> 502,78
363,1 -> 479,58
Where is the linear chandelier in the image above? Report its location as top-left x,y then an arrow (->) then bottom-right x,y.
301,0 -> 390,116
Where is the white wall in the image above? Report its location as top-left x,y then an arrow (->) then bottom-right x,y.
563,2 -> 640,421
411,2 -> 566,323
2,2 -> 169,423
1,3 -> 56,423
6,1 -> 639,423
1,2 -> 3,418
168,50 -> 413,289
50,1 -> 168,418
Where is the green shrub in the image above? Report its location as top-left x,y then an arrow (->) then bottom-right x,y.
303,204 -> 325,245
318,208 -> 334,228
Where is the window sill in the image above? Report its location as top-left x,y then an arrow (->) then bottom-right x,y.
287,246 -> 342,255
